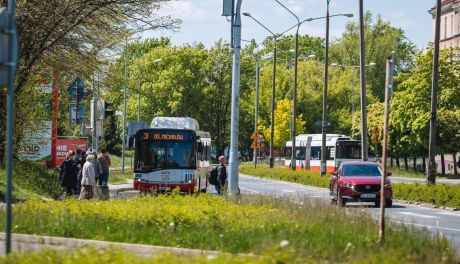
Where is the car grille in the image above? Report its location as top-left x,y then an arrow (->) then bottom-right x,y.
354,184 -> 380,193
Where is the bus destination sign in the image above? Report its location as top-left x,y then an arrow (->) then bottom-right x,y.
143,132 -> 188,141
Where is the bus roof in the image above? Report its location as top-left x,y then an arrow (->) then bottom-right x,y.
150,117 -> 200,131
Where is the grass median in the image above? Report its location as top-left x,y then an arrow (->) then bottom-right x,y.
0,194 -> 456,263
240,164 -> 460,209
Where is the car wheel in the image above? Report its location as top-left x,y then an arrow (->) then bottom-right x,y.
337,188 -> 346,207
385,199 -> 393,208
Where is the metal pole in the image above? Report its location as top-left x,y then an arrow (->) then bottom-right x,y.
379,51 -> 394,246
137,68 -> 141,122
5,0 -> 17,254
291,27 -> 299,171
253,53 -> 259,169
321,1 -> 330,176
122,37 -> 127,175
359,0 -> 368,161
228,0 -> 242,195
269,44 -> 276,168
92,81 -> 97,155
427,0 -> 441,185
351,68 -> 355,126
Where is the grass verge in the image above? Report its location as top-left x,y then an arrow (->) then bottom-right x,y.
109,168 -> 133,184
0,160 -> 61,201
0,194 -> 456,263
240,164 -> 460,208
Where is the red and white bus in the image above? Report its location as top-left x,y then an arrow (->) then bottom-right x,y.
285,134 -> 361,172
133,117 -> 211,193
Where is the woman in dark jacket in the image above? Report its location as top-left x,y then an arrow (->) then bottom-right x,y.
60,150 -> 78,196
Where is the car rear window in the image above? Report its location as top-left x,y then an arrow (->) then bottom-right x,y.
342,164 -> 381,176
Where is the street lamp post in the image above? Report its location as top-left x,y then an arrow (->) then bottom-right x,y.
137,58 -> 161,121
320,0 -> 331,176
243,12 -> 278,168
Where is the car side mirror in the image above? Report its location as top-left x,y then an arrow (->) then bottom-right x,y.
386,172 -> 392,176
332,171 -> 337,176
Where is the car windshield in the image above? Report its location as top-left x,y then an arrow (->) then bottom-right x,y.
342,164 -> 381,176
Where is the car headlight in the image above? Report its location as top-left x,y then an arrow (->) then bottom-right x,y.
343,182 -> 353,188
384,183 -> 392,189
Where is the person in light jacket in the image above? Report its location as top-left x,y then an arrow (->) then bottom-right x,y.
79,154 -> 97,200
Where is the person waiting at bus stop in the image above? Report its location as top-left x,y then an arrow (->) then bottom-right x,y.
97,147 -> 111,186
60,150 -> 78,196
79,154 -> 97,200
216,155 -> 227,195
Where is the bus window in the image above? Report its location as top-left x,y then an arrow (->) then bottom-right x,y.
310,147 -> 332,160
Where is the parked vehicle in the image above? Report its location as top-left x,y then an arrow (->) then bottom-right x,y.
329,161 -> 392,208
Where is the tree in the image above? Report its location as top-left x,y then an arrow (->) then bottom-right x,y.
0,0 -> 179,162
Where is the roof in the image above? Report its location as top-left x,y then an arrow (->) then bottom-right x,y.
150,117 -> 200,131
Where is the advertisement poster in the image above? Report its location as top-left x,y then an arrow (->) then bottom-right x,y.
17,121 -> 52,162
55,138 -> 87,166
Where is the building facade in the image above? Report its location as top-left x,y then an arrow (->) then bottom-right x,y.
430,0 -> 460,49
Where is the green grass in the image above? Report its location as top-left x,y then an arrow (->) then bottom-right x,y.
109,168 -> 133,184
0,247 -> 261,264
0,160 -> 62,201
110,152 -> 134,169
1,195 -> 456,263
240,164 -> 330,188
240,164 -> 460,208
387,166 -> 460,179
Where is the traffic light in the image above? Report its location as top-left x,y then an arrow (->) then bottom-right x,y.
104,100 -> 114,117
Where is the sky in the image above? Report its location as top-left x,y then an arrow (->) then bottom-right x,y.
145,0 -> 435,50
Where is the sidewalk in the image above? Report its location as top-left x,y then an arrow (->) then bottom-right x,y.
109,179 -> 134,198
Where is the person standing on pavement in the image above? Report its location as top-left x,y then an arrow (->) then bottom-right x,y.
97,147 -> 111,186
60,150 -> 78,196
216,155 -> 228,195
79,154 -> 97,200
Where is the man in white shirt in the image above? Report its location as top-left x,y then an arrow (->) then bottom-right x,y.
78,154 -> 97,200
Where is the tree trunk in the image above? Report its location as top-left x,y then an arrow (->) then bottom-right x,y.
396,157 -> 400,168
413,157 -> 417,171
422,158 -> 426,173
441,154 -> 445,175
453,153 -> 458,175
404,157 -> 409,170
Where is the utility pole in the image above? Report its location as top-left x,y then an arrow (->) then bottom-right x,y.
321,0 -> 330,176
379,51 -> 395,246
359,0 -> 368,161
3,0 -> 18,254
228,0 -> 243,195
254,52 -> 259,169
427,0 -> 441,185
269,43 -> 276,168
122,37 -> 128,175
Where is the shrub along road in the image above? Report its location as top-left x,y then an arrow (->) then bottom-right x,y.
237,172 -> 460,251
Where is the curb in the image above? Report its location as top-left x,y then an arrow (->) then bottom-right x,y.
0,233 -> 254,258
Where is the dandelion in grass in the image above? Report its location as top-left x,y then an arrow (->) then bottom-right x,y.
219,234 -> 223,238
280,240 -> 289,247
207,254 -> 217,260
170,222 -> 175,227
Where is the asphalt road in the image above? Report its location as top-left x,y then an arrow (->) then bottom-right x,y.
237,173 -> 460,250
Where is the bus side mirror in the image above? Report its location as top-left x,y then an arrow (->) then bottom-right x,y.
197,142 -> 203,153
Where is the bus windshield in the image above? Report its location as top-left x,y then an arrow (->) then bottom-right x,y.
336,141 -> 361,159
136,140 -> 195,171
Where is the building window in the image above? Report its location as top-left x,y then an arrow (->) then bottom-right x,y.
451,14 -> 454,37
445,16 -> 447,39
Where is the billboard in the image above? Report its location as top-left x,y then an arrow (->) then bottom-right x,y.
55,138 -> 87,166
17,121 -> 52,162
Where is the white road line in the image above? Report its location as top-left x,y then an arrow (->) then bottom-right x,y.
399,212 -> 440,219
435,211 -> 460,217
239,187 -> 260,194
281,190 -> 296,193
389,220 -> 460,233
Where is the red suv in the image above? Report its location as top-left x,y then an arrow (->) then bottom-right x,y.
330,161 -> 392,207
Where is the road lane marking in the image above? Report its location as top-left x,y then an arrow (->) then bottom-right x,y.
239,187 -> 260,194
389,220 -> 460,233
398,212 -> 440,219
281,190 -> 296,193
435,211 -> 460,217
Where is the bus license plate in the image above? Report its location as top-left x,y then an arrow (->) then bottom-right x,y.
361,193 -> 376,198
159,186 -> 171,191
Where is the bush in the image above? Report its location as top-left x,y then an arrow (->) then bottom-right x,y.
240,164 -> 330,188
1,195 -> 455,263
393,183 -> 460,208
0,160 -> 62,201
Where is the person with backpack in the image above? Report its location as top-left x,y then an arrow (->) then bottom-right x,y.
215,156 -> 227,195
